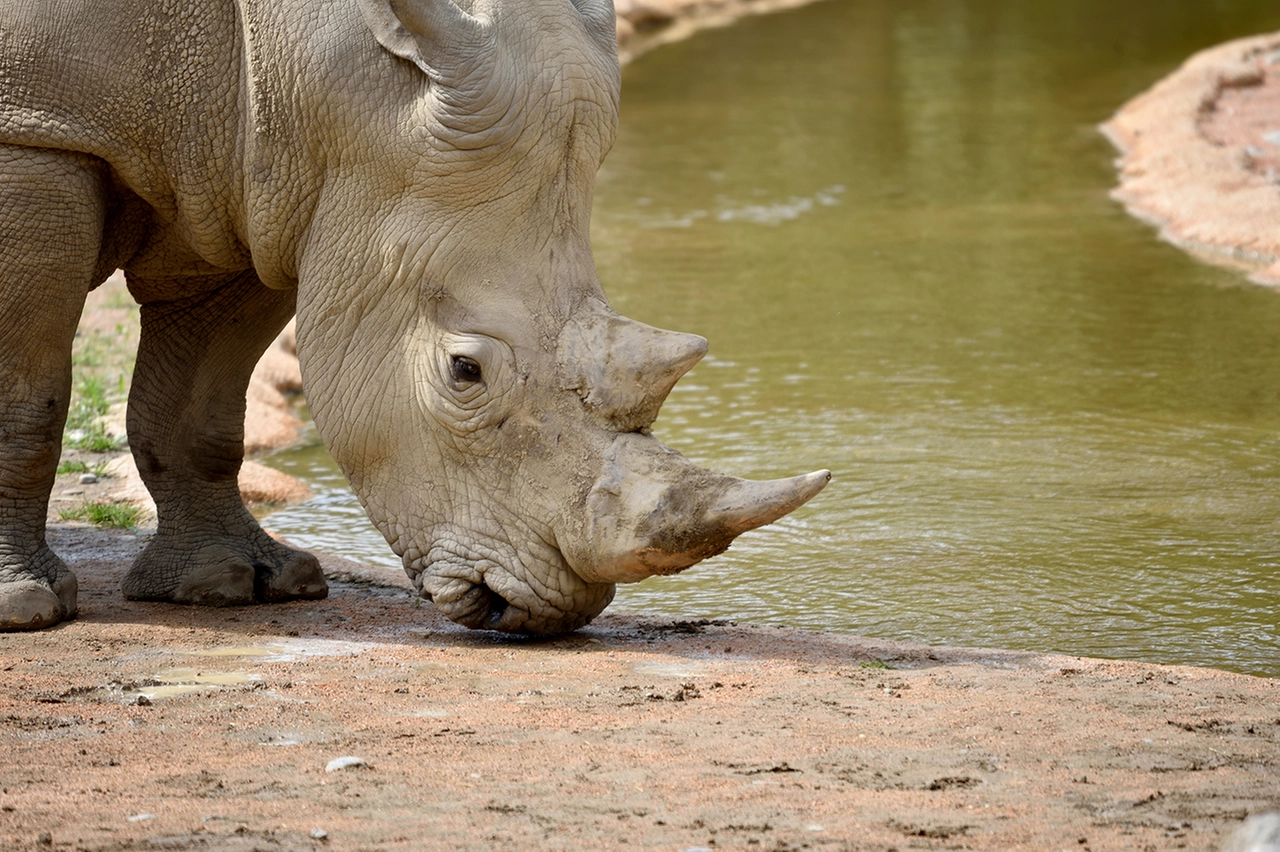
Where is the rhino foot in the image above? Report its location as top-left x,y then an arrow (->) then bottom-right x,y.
124,532 -> 327,606
0,548 -> 78,631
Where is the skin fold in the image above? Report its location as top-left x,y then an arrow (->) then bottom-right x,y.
0,0 -> 827,635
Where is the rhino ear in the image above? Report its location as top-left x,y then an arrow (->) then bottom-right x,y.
569,0 -> 618,52
357,0 -> 495,85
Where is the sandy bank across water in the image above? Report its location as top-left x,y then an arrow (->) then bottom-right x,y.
1105,31 -> 1280,286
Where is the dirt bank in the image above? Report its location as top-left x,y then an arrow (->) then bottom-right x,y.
1104,31 -> 1280,286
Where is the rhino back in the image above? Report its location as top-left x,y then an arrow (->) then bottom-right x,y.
0,0 -> 253,279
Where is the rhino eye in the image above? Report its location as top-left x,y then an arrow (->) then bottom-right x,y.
450,355 -> 483,384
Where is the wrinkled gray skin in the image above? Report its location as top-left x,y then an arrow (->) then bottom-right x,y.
0,0 -> 828,634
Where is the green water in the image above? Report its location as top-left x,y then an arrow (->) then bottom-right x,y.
266,0 -> 1280,676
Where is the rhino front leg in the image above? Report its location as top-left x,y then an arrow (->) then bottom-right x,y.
122,273 -> 327,606
0,146 -> 108,630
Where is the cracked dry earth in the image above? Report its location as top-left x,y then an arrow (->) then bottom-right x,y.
0,528 -> 1276,851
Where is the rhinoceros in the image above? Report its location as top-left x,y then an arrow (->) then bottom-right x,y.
0,0 -> 829,634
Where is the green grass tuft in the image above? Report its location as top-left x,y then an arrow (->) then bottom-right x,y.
66,377 -> 110,429
65,424 -> 121,452
859,659 -> 894,670
59,500 -> 142,529
56,460 -> 111,477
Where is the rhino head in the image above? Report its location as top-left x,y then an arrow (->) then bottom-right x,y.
289,0 -> 829,633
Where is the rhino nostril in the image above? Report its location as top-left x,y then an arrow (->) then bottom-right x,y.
442,581 -> 511,631
478,586 -> 512,631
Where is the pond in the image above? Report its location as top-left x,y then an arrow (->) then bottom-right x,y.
264,0 -> 1280,677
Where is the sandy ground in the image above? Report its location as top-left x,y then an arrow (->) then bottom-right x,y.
8,9 -> 1280,852
1,527 -> 1277,851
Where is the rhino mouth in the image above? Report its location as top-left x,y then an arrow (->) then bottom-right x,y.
418,571 -> 518,632
407,537 -> 614,634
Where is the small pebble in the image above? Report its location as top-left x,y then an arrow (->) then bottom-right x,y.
310,827 -> 329,840
135,695 -> 152,706
127,813 -> 155,822
79,473 -> 98,484
1221,812 -> 1280,852
325,756 -> 367,772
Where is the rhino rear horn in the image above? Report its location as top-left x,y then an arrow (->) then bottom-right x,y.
359,0 -> 495,86
561,312 -> 707,433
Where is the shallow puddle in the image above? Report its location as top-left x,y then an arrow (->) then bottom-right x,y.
129,668 -> 262,702
121,640 -> 371,702
187,639 -> 371,663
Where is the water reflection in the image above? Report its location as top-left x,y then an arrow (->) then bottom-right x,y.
265,0 -> 1280,676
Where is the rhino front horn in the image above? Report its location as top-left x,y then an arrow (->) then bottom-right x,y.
704,469 -> 833,537
562,435 -> 831,585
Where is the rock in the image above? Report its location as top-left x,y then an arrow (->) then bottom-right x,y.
238,461 -> 313,506
1222,813 -> 1280,852
102,452 -> 311,517
310,827 -> 329,840
614,15 -> 635,43
79,473 -> 98,485
244,377 -> 304,455
623,0 -> 677,28
251,322 -> 303,392
324,756 -> 367,772
243,320 -> 306,454
241,321 -> 308,454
